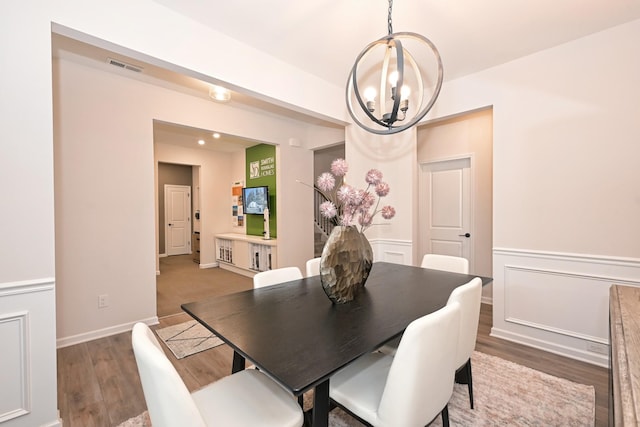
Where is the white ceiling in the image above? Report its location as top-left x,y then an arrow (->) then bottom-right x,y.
154,0 -> 640,86
54,1 -> 640,152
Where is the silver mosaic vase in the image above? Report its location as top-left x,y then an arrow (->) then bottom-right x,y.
319,225 -> 373,304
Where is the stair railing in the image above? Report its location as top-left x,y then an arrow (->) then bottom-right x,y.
313,186 -> 337,238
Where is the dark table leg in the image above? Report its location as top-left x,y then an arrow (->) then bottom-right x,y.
231,351 -> 245,374
312,380 -> 330,427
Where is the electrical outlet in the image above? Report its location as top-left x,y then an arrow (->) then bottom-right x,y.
586,341 -> 608,355
98,294 -> 109,308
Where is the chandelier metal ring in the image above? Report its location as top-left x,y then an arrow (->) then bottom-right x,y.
346,31 -> 443,135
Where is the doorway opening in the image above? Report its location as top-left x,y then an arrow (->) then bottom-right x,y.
416,108 -> 493,281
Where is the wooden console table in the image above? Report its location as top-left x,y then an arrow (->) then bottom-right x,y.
609,284 -> 640,426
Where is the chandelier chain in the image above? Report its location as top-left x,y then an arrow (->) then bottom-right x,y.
387,0 -> 393,35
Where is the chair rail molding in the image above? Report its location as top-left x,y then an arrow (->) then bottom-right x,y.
492,247 -> 640,367
0,277 -> 55,297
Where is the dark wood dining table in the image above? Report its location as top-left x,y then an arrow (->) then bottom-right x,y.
182,261 -> 492,427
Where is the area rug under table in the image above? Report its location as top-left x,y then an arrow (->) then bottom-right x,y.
154,320 -> 224,359
119,350 -> 595,426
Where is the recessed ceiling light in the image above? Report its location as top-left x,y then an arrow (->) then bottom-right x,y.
198,139 -> 205,145
213,133 -> 221,139
209,85 -> 231,102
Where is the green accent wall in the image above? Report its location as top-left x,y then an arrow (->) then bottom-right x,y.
245,144 -> 277,237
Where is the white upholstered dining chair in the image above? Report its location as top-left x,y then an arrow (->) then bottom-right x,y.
421,253 -> 469,274
252,266 -> 305,406
380,276 -> 483,410
253,266 -> 303,288
131,322 -> 304,427
305,257 -> 321,277
446,276 -> 482,409
378,253 -> 469,355
329,302 -> 461,427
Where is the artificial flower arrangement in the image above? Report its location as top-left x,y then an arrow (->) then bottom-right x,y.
315,158 -> 395,232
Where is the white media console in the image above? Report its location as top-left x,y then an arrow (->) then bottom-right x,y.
215,233 -> 277,277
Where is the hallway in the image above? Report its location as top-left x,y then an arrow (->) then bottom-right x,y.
156,255 -> 253,317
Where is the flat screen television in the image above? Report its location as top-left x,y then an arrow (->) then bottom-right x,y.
242,186 -> 269,215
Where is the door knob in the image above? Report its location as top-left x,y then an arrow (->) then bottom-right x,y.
168,223 -> 173,226
459,233 -> 470,238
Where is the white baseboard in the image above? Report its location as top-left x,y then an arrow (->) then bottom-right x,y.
42,418 -> 63,427
159,253 -> 167,258
199,262 -> 218,269
218,263 -> 256,278
491,326 -> 609,368
56,316 -> 159,348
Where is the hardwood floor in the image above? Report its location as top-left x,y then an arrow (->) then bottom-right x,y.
57,258 -> 609,426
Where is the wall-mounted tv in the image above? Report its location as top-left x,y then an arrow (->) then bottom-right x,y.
242,186 -> 269,215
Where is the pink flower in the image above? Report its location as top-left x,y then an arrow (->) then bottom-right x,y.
381,205 -> 396,220
375,182 -> 390,197
358,212 -> 372,227
352,189 -> 366,206
340,212 -> 354,226
337,184 -> 354,203
319,201 -> 337,219
310,158 -> 396,232
365,169 -> 383,185
316,172 -> 335,192
330,158 -> 349,177
360,191 -> 376,210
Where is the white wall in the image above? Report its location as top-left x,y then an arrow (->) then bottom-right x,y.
417,109 -> 494,290
434,20 -> 640,258
3,1 -> 640,425
53,56 -> 158,345
0,5 -> 59,427
345,125 -> 417,265
54,51 -> 327,344
347,19 -> 640,365
4,2 -> 342,425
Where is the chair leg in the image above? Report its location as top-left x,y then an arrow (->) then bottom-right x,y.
441,404 -> 449,427
466,360 -> 474,409
454,358 -> 474,409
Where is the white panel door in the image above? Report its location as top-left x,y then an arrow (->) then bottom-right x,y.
165,185 -> 191,256
419,157 -> 472,267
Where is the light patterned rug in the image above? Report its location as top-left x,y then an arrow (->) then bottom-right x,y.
155,320 -> 224,359
119,351 -> 595,426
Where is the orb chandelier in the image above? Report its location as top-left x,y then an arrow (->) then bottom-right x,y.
346,0 -> 443,135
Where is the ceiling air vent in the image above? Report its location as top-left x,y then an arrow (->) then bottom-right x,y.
107,58 -> 143,73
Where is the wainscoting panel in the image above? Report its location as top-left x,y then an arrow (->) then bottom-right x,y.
493,248 -> 640,367
504,266 -> 611,342
0,311 -> 30,422
0,278 -> 61,426
370,238 -> 413,266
